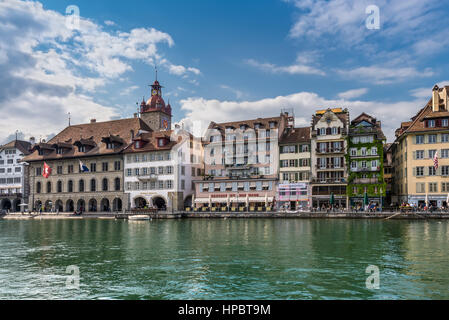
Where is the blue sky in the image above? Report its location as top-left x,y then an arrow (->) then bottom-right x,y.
1,0 -> 448,143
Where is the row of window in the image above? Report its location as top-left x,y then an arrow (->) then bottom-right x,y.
413,149 -> 449,159
424,119 -> 449,128
126,152 -> 171,163
126,166 -> 175,177
280,159 -> 311,168
349,147 -> 378,157
0,177 -> 21,184
352,186 -> 382,195
350,160 -> 380,169
415,133 -> 449,144
0,188 -> 21,194
36,178 -> 121,194
126,180 -> 178,191
351,135 -> 374,144
36,161 -> 121,176
0,167 -> 21,173
316,127 -> 342,136
417,182 -> 449,193
0,159 -> 19,165
414,166 -> 449,176
280,145 -> 310,154
199,181 -> 273,193
208,167 -> 271,176
281,172 -> 310,182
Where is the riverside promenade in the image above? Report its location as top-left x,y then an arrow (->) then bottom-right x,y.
2,211 -> 449,220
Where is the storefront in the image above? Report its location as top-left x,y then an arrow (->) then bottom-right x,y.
277,183 -> 310,210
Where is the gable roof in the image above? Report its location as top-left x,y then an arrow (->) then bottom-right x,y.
23,117 -> 152,162
0,140 -> 32,155
279,127 -> 310,144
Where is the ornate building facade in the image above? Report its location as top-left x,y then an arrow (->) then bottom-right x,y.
310,108 -> 350,208
347,113 -> 386,208
392,85 -> 449,207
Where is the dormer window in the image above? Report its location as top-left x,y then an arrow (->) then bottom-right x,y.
443,119 -> 449,127
56,148 -> 63,155
79,146 -> 86,153
158,138 -> 166,147
135,141 -> 143,149
107,143 -> 115,149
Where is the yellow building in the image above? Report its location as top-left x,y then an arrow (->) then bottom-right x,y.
393,85 -> 449,207
278,127 -> 311,210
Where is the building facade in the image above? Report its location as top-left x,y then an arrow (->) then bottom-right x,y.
278,126 -> 311,210
347,113 -> 386,208
123,127 -> 203,211
22,117 -> 152,213
393,85 -> 449,207
0,139 -> 32,212
192,113 -> 291,210
310,108 -> 350,208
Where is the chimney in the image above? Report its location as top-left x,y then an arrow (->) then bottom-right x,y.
432,85 -> 440,112
90,119 -> 96,123
29,137 -> 35,145
443,87 -> 448,111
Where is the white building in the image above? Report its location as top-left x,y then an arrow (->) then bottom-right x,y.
0,139 -> 33,212
123,127 -> 203,211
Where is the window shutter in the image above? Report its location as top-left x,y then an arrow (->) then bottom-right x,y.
295,173 -> 299,181
413,151 -> 416,160
295,145 -> 298,153
316,129 -> 320,136
413,167 -> 416,176
326,128 -> 331,135
338,127 -> 341,134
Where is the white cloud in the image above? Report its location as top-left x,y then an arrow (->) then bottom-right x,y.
0,0 -> 200,140
120,85 -> 139,96
220,85 -> 244,99
337,65 -> 434,85
410,81 -> 449,98
179,90 -> 428,141
337,88 -> 368,100
104,20 -> 116,26
246,56 -> 325,76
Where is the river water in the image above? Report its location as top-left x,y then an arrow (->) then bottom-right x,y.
0,219 -> 448,300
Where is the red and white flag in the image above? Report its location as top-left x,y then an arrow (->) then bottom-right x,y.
43,162 -> 52,178
434,151 -> 439,170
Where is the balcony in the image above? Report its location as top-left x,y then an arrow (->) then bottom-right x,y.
316,148 -> 345,154
316,164 -> 345,170
350,167 -> 380,173
352,178 -> 380,184
311,178 -> 346,184
137,174 -> 158,181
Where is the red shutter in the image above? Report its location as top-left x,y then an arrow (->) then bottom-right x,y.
436,119 -> 441,127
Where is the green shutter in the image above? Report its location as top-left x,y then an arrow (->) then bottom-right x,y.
295,159 -> 299,167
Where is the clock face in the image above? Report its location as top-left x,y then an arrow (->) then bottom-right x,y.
152,89 -> 158,96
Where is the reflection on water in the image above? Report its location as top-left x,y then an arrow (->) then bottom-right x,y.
0,219 -> 448,299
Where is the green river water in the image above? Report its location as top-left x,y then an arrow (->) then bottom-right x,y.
0,219 -> 448,299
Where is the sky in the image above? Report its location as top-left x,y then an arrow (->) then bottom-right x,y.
1,0 -> 449,144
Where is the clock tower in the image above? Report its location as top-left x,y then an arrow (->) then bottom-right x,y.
140,78 -> 172,131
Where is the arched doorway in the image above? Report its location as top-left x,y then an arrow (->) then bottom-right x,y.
113,198 -> 122,211
55,200 -> 63,212
13,199 -> 21,212
134,197 -> 147,209
44,200 -> 53,212
88,199 -> 97,212
1,199 -> 12,211
152,197 -> 166,210
100,198 -> 110,212
66,199 -> 74,212
184,195 -> 193,208
77,199 -> 86,212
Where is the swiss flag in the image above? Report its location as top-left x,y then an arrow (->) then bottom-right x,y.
43,162 -> 52,178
